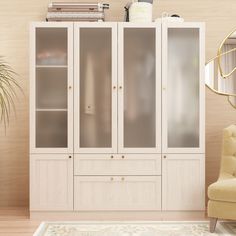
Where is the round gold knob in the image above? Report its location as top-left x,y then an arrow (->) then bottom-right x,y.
110,177 -> 114,181
119,86 -> 122,89
122,155 -> 124,159
111,155 -> 114,159
121,177 -> 125,181
163,155 -> 167,159
69,86 -> 72,89
113,86 -> 116,89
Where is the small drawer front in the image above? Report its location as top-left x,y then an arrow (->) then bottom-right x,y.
74,154 -> 161,176
74,176 -> 161,211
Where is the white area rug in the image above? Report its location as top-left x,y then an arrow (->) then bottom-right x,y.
34,221 -> 236,236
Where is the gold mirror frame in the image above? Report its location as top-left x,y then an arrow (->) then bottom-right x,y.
205,55 -> 236,108
217,28 -> 236,78
228,96 -> 236,109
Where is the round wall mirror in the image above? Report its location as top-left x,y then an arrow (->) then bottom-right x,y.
205,28 -> 236,108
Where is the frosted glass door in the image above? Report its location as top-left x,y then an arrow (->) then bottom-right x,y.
74,23 -> 117,153
118,24 -> 161,153
30,23 -> 73,153
162,23 -> 205,153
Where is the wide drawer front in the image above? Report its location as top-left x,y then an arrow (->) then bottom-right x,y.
74,176 -> 161,211
74,154 -> 161,176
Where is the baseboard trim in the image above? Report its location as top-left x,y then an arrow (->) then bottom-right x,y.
30,211 -> 206,220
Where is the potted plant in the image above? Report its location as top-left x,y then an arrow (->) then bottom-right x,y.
0,57 -> 21,129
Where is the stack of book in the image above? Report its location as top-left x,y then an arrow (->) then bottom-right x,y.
46,2 -> 109,22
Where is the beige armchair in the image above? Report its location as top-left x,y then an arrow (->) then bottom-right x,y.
208,125 -> 236,232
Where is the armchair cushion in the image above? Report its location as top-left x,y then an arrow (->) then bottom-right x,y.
208,178 -> 236,203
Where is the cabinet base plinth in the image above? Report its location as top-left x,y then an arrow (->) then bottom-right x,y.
30,211 -> 206,221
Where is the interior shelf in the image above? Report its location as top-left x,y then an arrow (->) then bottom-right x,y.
36,65 -> 67,68
36,108 -> 68,112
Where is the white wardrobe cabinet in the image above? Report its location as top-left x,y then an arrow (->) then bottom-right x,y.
30,22 -> 205,216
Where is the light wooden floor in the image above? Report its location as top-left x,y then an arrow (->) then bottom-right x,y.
0,208 -> 209,236
0,208 -> 40,236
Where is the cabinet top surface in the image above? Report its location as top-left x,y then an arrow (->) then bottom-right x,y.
30,21 -> 205,26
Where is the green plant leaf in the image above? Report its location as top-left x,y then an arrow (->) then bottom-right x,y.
0,58 -> 21,130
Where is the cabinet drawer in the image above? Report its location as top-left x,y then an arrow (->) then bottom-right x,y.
74,154 -> 161,176
74,176 -> 161,211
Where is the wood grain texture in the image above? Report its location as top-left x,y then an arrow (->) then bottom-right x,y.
74,176 -> 162,211
162,154 -> 205,211
74,154 -> 162,176
0,208 -> 39,236
30,154 -> 73,211
0,0 -> 236,207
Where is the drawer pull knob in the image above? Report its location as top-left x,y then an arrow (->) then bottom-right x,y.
122,155 -> 125,159
121,177 -> 125,181
113,86 -> 116,89
110,177 -> 114,181
163,155 -> 166,159
111,155 -> 114,159
69,156 -> 72,159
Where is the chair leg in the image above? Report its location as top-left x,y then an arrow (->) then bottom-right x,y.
209,217 -> 218,233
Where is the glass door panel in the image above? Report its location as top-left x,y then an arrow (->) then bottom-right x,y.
36,67 -> 67,109
36,28 -> 67,66
32,24 -> 73,152
167,28 -> 200,148
36,111 -> 67,147
122,27 -> 157,150
78,26 -> 115,151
